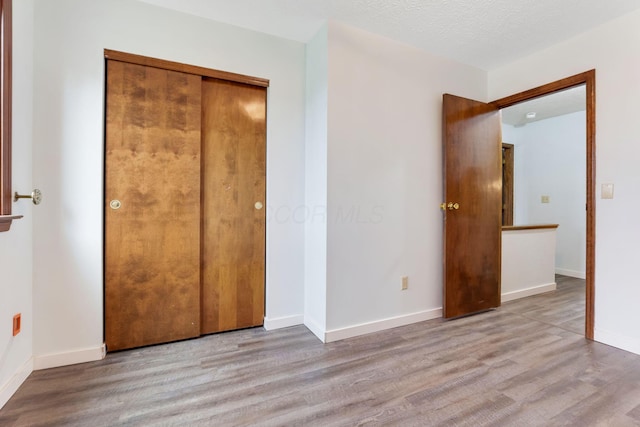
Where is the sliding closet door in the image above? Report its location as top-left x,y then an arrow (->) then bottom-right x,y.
201,78 -> 266,334
104,60 -> 202,351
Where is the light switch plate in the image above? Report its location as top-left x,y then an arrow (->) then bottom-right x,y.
602,183 -> 614,199
541,195 -> 550,203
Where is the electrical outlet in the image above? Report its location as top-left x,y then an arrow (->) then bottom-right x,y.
12,313 -> 21,336
401,276 -> 409,290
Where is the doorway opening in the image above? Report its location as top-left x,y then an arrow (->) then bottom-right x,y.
491,70 -> 595,339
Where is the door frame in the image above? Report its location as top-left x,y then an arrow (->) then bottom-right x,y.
104,50 -> 270,88
502,143 -> 514,226
490,70 -> 596,340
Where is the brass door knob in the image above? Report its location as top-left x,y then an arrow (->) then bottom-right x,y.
441,202 -> 460,211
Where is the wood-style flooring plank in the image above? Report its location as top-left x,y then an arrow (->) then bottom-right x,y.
4,276 -> 640,426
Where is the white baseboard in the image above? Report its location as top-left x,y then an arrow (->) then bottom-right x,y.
502,282 -> 556,303
555,268 -> 586,279
324,308 -> 442,343
303,318 -> 326,343
34,344 -> 106,371
594,328 -> 640,356
0,357 -> 33,410
263,314 -> 303,330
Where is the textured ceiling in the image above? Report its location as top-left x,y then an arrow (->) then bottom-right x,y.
138,0 -> 640,70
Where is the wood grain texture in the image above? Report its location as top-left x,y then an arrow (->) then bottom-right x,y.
584,72 -> 596,340
502,143 -> 514,226
104,60 -> 202,351
492,69 -> 596,339
200,78 -> 266,334
104,50 -> 269,88
442,94 -> 502,318
0,0 -> 12,219
502,224 -> 559,231
3,276 -> 638,426
502,275 -> 585,335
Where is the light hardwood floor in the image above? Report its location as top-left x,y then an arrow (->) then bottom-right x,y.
501,274 -> 586,335
3,276 -> 640,426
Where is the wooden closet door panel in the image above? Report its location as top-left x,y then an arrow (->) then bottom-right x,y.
105,60 -> 202,351
201,78 -> 266,334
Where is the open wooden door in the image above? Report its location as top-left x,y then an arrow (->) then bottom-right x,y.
442,94 -> 502,318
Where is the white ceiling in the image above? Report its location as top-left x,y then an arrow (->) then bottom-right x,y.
501,85 -> 586,127
138,0 -> 640,70
137,0 -> 622,122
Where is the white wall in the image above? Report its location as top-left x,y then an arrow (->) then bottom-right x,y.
489,9 -> 640,354
0,0 -> 35,409
502,112 -> 587,278
31,0 -> 306,367
502,228 -> 557,302
303,25 -> 328,340
322,22 -> 487,339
